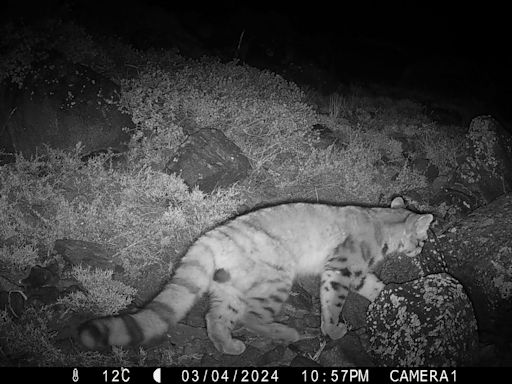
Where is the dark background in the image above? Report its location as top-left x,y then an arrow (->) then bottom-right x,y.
2,1 -> 511,122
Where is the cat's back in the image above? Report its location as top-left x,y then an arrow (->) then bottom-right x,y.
241,202 -> 377,236
238,202 -> 344,235
224,203 -> 372,270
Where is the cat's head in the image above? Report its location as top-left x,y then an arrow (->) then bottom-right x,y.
387,197 -> 434,257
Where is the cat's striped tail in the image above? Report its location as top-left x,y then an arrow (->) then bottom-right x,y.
78,240 -> 215,349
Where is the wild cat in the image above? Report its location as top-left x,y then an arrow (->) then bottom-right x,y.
78,197 -> 433,355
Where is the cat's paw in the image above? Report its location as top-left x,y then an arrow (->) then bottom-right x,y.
321,321 -> 348,340
220,339 -> 246,355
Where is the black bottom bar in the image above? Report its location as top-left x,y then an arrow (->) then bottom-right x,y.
1,366 -> 510,384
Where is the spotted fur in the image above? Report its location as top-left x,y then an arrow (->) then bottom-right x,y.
78,197 -> 433,355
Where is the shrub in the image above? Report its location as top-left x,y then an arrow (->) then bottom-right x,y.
276,133 -> 427,203
418,126 -> 462,174
0,147 -> 241,282
0,243 -> 39,272
119,58 -> 317,170
0,308 -> 65,366
58,266 -> 136,316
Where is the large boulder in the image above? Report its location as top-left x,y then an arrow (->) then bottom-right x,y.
0,53 -> 132,162
367,273 -> 478,366
420,193 -> 512,348
406,116 -> 512,226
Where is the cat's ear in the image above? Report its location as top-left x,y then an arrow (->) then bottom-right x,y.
390,197 -> 405,209
414,214 -> 434,237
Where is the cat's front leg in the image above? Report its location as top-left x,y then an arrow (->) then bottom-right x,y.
352,272 -> 385,302
320,269 -> 351,340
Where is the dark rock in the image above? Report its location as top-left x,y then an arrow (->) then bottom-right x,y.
255,345 -> 286,366
288,282 -> 313,310
420,193 -> 512,348
183,295 -> 208,328
319,332 -> 375,367
165,128 -> 251,193
377,252 -> 424,284
20,265 -> 59,289
341,292 -> 371,331
20,264 -> 82,307
454,116 -> 512,204
367,273 -> 478,366
0,53 -> 131,161
418,237 -> 448,275
429,184 -> 481,222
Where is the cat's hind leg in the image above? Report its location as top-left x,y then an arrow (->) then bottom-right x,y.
206,285 -> 247,355
242,281 -> 299,344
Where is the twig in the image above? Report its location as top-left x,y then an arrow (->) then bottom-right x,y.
308,338 -> 327,361
235,29 -> 246,61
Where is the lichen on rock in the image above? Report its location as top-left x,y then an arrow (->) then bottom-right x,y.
366,273 -> 478,366
491,246 -> 512,301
